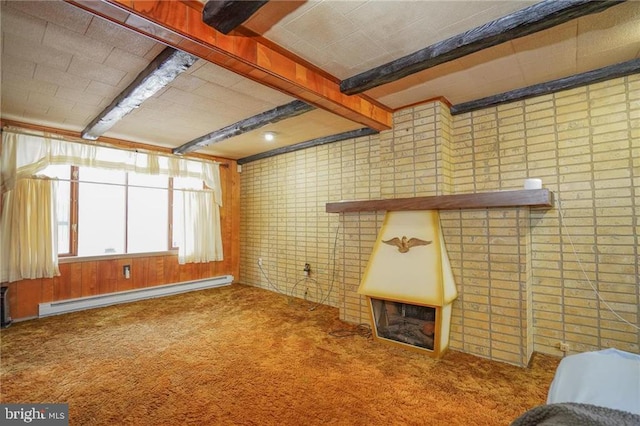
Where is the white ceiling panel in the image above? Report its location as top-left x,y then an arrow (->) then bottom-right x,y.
1,0 -> 639,160
250,0 -> 537,80
7,0 -> 91,33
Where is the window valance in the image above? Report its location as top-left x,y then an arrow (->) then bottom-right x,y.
0,129 -> 222,206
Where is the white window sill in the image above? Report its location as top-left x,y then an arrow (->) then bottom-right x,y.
58,250 -> 178,264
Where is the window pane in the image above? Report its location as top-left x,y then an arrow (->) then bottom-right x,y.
78,168 -> 126,256
172,177 -> 203,249
40,165 -> 71,254
128,173 -> 168,253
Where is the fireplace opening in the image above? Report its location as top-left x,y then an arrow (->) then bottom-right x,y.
370,298 -> 436,350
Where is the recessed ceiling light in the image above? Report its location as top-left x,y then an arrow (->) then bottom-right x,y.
264,131 -> 275,142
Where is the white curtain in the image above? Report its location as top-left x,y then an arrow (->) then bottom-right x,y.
0,177 -> 60,282
178,190 -> 223,264
1,129 -> 224,279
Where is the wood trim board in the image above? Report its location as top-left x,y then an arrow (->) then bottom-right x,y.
326,189 -> 554,213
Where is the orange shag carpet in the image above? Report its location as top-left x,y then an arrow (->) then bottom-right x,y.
1,284 -> 559,425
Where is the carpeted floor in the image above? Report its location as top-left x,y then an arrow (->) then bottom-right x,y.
0,284 -> 559,425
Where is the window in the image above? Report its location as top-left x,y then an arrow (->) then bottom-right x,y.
3,131 -> 223,269
40,165 -> 181,257
127,173 -> 169,254
78,167 -> 127,256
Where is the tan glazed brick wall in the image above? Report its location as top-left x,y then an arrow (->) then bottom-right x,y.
239,75 -> 639,366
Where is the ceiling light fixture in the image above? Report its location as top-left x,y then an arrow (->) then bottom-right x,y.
264,131 -> 276,142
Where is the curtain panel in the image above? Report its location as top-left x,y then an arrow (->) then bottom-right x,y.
178,191 -> 223,264
1,177 -> 60,282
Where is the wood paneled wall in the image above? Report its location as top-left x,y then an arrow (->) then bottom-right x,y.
3,153 -> 240,321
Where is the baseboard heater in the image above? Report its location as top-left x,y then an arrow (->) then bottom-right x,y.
39,275 -> 234,317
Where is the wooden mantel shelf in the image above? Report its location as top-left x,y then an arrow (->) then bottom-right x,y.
325,189 -> 553,213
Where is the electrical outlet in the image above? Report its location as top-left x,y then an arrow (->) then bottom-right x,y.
559,342 -> 569,352
258,258 -> 263,267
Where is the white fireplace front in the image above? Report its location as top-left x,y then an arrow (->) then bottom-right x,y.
358,210 -> 458,357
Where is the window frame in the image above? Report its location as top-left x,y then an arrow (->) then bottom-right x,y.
56,165 -> 77,258
168,177 -> 178,251
57,165 -> 178,258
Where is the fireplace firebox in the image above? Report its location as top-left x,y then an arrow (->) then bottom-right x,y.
370,298 -> 437,350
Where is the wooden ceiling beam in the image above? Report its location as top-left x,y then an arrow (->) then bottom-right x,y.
173,100 -> 315,155
66,0 -> 392,132
450,58 -> 640,115
82,47 -> 197,140
202,0 -> 269,35
340,0 -> 626,95
237,128 -> 378,165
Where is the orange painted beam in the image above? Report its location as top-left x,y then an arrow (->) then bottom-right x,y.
66,0 -> 392,131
